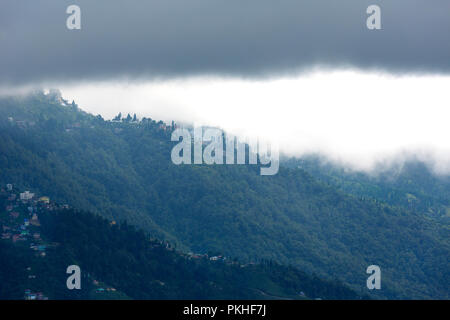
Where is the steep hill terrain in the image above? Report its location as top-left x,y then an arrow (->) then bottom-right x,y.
0,188 -> 362,300
0,91 -> 448,299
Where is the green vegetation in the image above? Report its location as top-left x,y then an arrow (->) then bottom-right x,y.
283,155 -> 450,222
0,92 -> 448,299
0,191 -> 363,300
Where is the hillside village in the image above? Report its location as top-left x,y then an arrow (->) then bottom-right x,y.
0,183 -> 238,300
0,184 -> 126,300
0,92 -> 388,300
0,184 -> 56,299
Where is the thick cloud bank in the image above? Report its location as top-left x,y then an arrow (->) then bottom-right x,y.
59,71 -> 450,174
1,0 -> 450,86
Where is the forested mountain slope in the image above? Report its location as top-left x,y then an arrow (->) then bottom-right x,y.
1,189 -> 362,300
283,156 -> 450,222
0,92 -> 448,299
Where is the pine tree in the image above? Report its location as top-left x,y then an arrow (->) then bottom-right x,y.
113,112 -> 122,121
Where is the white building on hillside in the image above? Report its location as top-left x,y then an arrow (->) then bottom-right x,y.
20,191 -> 34,201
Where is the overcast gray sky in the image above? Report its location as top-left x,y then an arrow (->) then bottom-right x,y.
2,1 -> 450,173
1,0 -> 450,86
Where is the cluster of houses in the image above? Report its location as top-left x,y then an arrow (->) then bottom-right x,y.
2,184 -> 122,299
186,252 -> 260,269
158,122 -> 177,132
186,252 -> 231,263
110,113 -> 178,132
24,289 -> 48,301
0,185 -> 53,249
92,280 -> 117,294
64,122 -> 85,133
24,267 -> 49,300
0,184 -> 65,300
7,117 -> 36,129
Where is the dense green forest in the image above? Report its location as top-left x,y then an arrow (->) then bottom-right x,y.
283,155 -> 450,222
0,190 -> 363,300
0,91 -> 448,299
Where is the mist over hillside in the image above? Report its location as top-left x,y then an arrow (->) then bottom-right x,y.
0,91 -> 448,299
282,155 -> 450,222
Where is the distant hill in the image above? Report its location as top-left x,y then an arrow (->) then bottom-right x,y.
283,155 -> 450,222
0,91 -> 448,299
